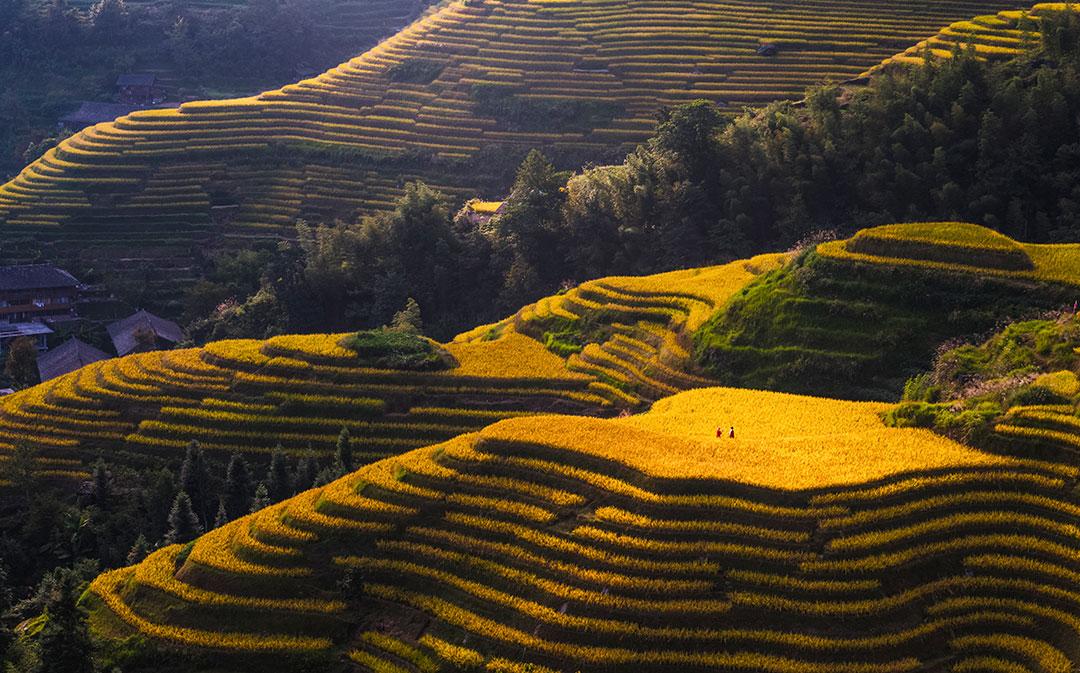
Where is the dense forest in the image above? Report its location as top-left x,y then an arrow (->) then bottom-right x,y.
189,11 -> 1080,343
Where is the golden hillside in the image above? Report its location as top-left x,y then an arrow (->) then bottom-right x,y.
0,255 -> 778,481
862,2 -> 1068,75
0,0 -> 1019,306
88,386 -> 1080,672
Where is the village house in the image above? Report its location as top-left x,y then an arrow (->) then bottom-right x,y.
462,199 -> 506,227
0,264 -> 82,352
107,309 -> 184,357
59,102 -> 151,133
36,337 -> 110,382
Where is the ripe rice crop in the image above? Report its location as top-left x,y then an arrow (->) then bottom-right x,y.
819,222 -> 1080,287
476,387 -> 1008,488
41,372 -> 1080,672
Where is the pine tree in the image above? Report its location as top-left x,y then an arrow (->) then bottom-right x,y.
2,441 -> 37,504
222,452 -> 251,519
213,497 -> 229,529
334,427 -> 353,475
91,458 -> 111,509
0,563 -> 12,663
250,482 -> 270,513
37,572 -> 94,673
179,440 -> 210,524
165,491 -> 203,544
126,533 -> 149,565
4,336 -> 38,387
313,466 -> 336,488
390,297 -> 423,334
266,444 -> 290,502
292,454 -> 317,494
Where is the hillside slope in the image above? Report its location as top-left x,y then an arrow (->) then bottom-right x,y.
0,0 -> 1020,309
0,254 -> 777,483
862,3 -> 1057,75
87,385 -> 1080,672
695,223 -> 1080,400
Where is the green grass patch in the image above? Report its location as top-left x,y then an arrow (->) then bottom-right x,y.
693,248 -> 1073,400
387,58 -> 447,84
470,83 -> 623,132
341,330 -> 453,371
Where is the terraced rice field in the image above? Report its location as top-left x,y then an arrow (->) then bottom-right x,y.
457,252 -> 787,403
818,222 -> 1080,284
0,333 -> 603,482
863,3 -> 1064,75
0,254 -> 779,481
88,387 -> 1080,672
0,0 -> 1022,306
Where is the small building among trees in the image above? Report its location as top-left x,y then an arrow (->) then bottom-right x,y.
107,309 -> 184,356
37,337 -> 110,382
115,73 -> 162,105
59,100 -> 169,133
461,199 -> 506,227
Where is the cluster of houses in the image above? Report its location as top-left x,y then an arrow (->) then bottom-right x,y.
0,264 -> 183,384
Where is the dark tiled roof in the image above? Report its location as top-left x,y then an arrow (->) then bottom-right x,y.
0,264 -> 80,291
116,73 -> 156,87
0,322 -> 53,340
60,102 -> 142,125
106,309 -> 184,356
37,338 -> 110,382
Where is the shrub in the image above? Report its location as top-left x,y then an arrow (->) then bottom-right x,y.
386,58 -> 447,84
340,330 -> 452,371
470,83 -> 622,132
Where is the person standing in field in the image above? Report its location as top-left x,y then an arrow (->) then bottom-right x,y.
729,426 -> 735,439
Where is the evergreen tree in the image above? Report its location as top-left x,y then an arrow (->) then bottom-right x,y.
165,491 -> 202,544
654,99 -> 727,180
312,466 -> 337,488
222,452 -> 251,519
390,297 -> 423,334
213,497 -> 229,529
250,482 -> 270,513
2,441 -> 37,504
141,467 -> 176,542
179,440 -> 210,524
265,444 -> 290,502
494,150 -> 568,302
292,453 -> 318,494
126,534 -> 149,565
334,427 -> 353,475
0,563 -> 12,663
4,336 -> 38,387
37,571 -> 94,673
88,0 -> 127,41
91,458 -> 111,509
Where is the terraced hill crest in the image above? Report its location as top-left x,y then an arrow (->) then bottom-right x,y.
0,0 -> 1022,309
695,222 -> 1080,399
863,2 -> 1065,75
